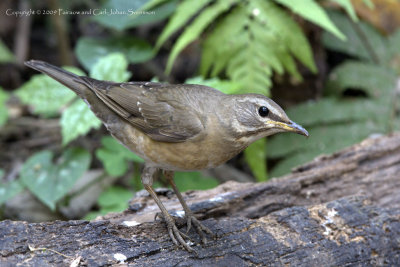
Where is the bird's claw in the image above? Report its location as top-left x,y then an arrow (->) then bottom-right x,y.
185,212 -> 214,244
164,216 -> 194,252
156,211 -> 214,250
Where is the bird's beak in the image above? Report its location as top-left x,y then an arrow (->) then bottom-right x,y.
272,120 -> 309,137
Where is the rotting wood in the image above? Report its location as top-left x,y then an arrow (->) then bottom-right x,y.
1,133 -> 400,266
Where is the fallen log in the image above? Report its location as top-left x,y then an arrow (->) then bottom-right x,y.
1,133 -> 400,266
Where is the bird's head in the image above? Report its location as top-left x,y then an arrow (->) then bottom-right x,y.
228,94 -> 308,143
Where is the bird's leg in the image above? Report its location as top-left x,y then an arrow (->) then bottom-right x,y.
163,170 -> 214,244
141,166 -> 194,252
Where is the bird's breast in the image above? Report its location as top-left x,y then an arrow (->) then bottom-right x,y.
111,119 -> 246,171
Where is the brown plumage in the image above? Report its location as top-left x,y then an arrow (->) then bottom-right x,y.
25,60 -> 308,252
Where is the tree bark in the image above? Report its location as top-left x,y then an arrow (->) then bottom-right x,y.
1,133 -> 400,266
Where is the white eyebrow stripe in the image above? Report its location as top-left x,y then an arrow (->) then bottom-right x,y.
264,104 -> 279,116
237,97 -> 280,116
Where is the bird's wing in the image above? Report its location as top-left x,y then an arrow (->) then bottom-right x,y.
83,79 -> 205,142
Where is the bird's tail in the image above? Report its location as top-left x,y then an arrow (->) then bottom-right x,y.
24,60 -> 90,97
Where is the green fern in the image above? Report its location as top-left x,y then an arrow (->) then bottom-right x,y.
323,11 -> 387,64
268,11 -> 400,177
154,0 -> 350,95
202,0 -> 318,95
155,0 -> 213,51
268,86 -> 395,177
274,0 -> 346,40
165,0 -> 237,73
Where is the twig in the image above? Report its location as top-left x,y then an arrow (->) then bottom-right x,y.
66,172 -> 109,200
28,245 -> 82,267
46,0 -> 73,65
28,244 -> 74,259
10,117 -> 59,128
388,78 -> 400,133
14,0 -> 32,66
204,164 -> 254,183
349,19 -> 380,64
4,160 -> 23,182
144,60 -> 175,83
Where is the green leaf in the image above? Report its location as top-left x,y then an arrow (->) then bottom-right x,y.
15,67 -> 85,117
166,0 -> 237,73
329,0 -> 358,21
89,52 -> 131,82
92,0 -> 177,31
322,11 -> 387,63
85,186 -> 132,220
274,0 -> 346,40
326,61 -> 396,96
269,149 -> 317,178
362,0 -> 374,8
0,87 -> 9,127
96,136 -> 144,177
0,169 -> 24,205
19,148 -> 91,210
174,172 -> 219,192
0,180 -> 24,205
185,76 -> 242,94
60,99 -> 101,145
268,60 -> 397,176
289,98 -> 376,127
268,11 -> 398,177
269,121 -> 376,177
268,115 -> 378,158
0,39 -> 15,63
97,186 -> 132,208
75,37 -> 153,71
128,0 -> 177,28
244,138 -> 268,182
91,0 -> 146,31
140,0 -> 169,10
155,0 -> 212,50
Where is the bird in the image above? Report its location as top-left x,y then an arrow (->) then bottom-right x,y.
25,60 -> 308,252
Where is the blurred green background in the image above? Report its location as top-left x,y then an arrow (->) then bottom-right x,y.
0,0 -> 399,222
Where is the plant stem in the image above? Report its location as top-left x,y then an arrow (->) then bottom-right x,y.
349,19 -> 380,64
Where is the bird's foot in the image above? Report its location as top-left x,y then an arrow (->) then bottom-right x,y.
155,211 -> 214,248
155,212 -> 194,251
163,214 -> 195,252
185,213 -> 214,244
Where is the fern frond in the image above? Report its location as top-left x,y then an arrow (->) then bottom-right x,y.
274,0 -> 346,40
256,0 -> 317,73
200,5 -> 246,77
201,0 -> 315,95
330,0 -> 358,21
323,11 -> 387,64
166,0 -> 239,73
268,59 -> 397,176
155,0 -> 212,51
326,61 -> 396,96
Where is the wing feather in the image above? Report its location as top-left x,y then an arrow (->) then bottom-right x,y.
84,79 -> 205,142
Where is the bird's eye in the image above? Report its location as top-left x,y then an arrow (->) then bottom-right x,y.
258,106 -> 269,117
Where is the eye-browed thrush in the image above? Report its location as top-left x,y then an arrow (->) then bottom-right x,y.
25,60 -> 308,252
